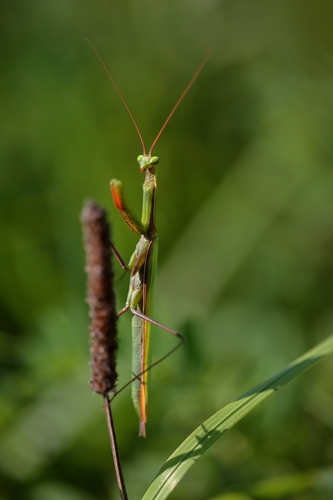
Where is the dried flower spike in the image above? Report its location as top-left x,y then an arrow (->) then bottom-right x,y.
81,200 -> 118,395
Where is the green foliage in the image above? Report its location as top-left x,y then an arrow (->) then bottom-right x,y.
143,335 -> 333,499
1,1 -> 333,499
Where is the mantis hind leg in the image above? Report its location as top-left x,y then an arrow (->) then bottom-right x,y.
130,307 -> 185,342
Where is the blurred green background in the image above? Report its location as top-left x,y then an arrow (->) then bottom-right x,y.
1,1 -> 333,499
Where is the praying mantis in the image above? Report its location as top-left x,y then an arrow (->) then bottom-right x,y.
87,40 -> 211,437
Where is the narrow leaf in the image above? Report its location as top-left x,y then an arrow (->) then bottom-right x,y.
143,334 -> 333,500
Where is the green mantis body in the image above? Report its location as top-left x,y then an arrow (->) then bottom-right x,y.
87,39 -> 211,436
111,156 -> 177,437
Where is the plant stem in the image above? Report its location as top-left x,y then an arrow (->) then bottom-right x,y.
103,395 -> 129,500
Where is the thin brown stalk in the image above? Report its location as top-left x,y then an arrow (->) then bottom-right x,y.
104,395 -> 128,500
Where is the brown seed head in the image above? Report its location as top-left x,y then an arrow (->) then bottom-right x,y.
81,200 -> 118,395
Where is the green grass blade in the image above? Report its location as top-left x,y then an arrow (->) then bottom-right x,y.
142,334 -> 333,500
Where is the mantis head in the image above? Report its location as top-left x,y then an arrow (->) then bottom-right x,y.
137,154 -> 160,172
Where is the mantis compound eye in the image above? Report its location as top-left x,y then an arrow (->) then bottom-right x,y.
149,156 -> 160,166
